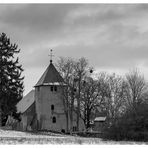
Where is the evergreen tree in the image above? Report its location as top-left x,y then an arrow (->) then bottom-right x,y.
0,33 -> 24,126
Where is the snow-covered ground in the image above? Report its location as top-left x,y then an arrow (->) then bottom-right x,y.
0,129 -> 147,144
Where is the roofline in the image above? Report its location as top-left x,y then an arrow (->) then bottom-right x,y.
17,102 -> 35,114
35,62 -> 65,86
34,82 -> 67,87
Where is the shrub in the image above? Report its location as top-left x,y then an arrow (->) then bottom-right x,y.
103,102 -> 148,141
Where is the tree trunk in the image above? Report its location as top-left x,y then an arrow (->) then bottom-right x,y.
66,94 -> 69,133
66,111 -> 69,133
77,77 -> 81,132
0,107 -> 2,127
70,102 -> 73,133
70,86 -> 75,134
86,107 -> 90,129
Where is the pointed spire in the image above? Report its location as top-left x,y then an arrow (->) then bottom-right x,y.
35,49 -> 66,87
35,61 -> 64,87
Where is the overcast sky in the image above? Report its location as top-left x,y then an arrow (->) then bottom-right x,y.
1,4 -> 148,95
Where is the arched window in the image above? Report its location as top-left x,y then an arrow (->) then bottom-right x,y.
54,86 -> 57,91
51,104 -> 54,111
51,86 -> 53,91
52,116 -> 56,123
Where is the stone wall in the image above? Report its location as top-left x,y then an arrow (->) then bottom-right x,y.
35,85 -> 85,132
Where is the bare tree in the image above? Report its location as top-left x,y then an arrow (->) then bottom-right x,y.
73,57 -> 90,131
56,57 -> 90,132
80,77 -> 98,129
125,69 -> 147,111
96,73 -> 127,124
56,57 -> 77,133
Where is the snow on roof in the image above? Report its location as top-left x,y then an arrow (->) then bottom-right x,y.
43,82 -> 67,86
94,117 -> 106,122
16,90 -> 35,113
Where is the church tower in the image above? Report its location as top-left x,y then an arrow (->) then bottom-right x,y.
34,51 -> 67,132
15,50 -> 85,132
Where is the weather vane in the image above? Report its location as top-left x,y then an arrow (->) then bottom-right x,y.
49,49 -> 54,63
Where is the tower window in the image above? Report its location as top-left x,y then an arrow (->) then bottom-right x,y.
52,116 -> 56,123
51,104 -> 54,111
54,86 -> 57,91
51,86 -> 53,91
51,85 -> 57,92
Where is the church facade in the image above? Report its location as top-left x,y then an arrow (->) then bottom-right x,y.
15,60 -> 85,133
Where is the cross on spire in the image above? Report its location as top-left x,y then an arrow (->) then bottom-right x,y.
49,49 -> 54,63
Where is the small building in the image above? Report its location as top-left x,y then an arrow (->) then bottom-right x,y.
15,59 -> 85,133
93,117 -> 106,132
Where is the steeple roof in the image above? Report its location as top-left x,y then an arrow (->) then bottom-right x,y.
35,61 -> 64,87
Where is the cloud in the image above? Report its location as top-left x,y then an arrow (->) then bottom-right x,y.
1,4 -> 148,94
0,4 -> 78,31
0,4 -> 81,49
18,20 -> 148,70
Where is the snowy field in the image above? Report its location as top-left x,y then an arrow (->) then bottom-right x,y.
0,129 -> 147,144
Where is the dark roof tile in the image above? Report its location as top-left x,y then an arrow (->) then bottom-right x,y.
35,62 -> 64,87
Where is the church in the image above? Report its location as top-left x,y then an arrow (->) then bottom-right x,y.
13,56 -> 85,133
